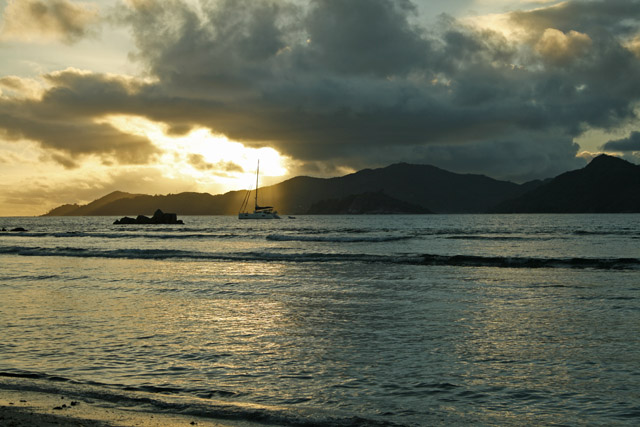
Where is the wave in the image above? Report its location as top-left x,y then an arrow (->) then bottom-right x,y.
0,245 -> 414,264
445,235 -> 556,241
4,231 -> 247,240
0,371 -> 398,426
0,246 -> 212,260
572,229 -> 640,236
266,233 -> 413,243
420,254 -> 640,270
6,229 -> 415,242
2,245 -> 639,270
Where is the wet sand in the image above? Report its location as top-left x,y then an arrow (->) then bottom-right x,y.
0,388 -> 258,427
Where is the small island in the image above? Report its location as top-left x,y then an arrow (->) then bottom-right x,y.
114,209 -> 184,225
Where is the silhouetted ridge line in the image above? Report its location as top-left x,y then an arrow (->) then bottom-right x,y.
492,154 -> 640,213
42,155 -> 640,215
42,163 -> 538,215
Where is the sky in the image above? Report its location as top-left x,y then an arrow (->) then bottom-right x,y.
1,0 -> 640,216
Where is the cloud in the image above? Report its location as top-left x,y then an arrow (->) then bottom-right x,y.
508,0 -> 640,38
2,0 -> 640,182
187,154 -> 243,173
303,0 -> 428,76
627,34 -> 640,58
0,0 -> 99,44
0,110 -> 160,167
0,76 -> 44,98
535,28 -> 592,65
0,69 -> 160,166
601,131 -> 640,152
410,133 -> 586,182
115,0 -> 640,180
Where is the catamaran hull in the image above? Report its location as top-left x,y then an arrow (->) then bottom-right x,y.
238,212 -> 281,219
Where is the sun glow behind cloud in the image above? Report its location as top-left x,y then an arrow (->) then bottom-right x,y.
98,114 -> 288,190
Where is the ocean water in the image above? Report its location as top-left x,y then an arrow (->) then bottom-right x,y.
1,214 -> 639,425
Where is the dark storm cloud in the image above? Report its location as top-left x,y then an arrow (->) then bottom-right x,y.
602,131 -> 640,152
2,0 -> 640,179
410,134 -> 585,183
117,0 -> 640,179
302,0 -> 428,76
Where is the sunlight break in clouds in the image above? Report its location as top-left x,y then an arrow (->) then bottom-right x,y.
99,115 -> 288,190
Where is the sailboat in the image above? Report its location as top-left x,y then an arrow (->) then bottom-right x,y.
238,160 -> 280,219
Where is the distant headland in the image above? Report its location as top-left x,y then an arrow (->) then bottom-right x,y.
42,155 -> 640,216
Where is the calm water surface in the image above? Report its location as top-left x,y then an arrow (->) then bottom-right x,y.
1,214 -> 639,425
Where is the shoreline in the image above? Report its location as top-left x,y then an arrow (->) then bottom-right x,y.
0,387 -> 261,427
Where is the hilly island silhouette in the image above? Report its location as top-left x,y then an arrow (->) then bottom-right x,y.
43,155 -> 640,216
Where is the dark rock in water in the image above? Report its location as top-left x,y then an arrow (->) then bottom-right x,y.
135,214 -> 153,224
150,209 -> 184,224
10,227 -> 28,232
114,209 -> 184,225
113,216 -> 137,224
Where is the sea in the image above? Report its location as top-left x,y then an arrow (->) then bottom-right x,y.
1,214 -> 639,426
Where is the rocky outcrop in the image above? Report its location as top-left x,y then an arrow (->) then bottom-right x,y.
114,209 -> 184,225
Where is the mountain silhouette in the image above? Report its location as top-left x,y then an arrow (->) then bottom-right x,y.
44,162 -> 538,216
275,163 -> 532,214
307,191 -> 432,214
492,154 -> 640,213
42,156 -> 640,215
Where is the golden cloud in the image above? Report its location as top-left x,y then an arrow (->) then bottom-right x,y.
0,76 -> 45,99
535,28 -> 592,64
0,0 -> 99,44
626,34 -> 640,59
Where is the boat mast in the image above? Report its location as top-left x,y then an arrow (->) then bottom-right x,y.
254,160 -> 259,210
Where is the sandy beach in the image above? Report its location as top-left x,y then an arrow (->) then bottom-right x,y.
0,387 -> 258,427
